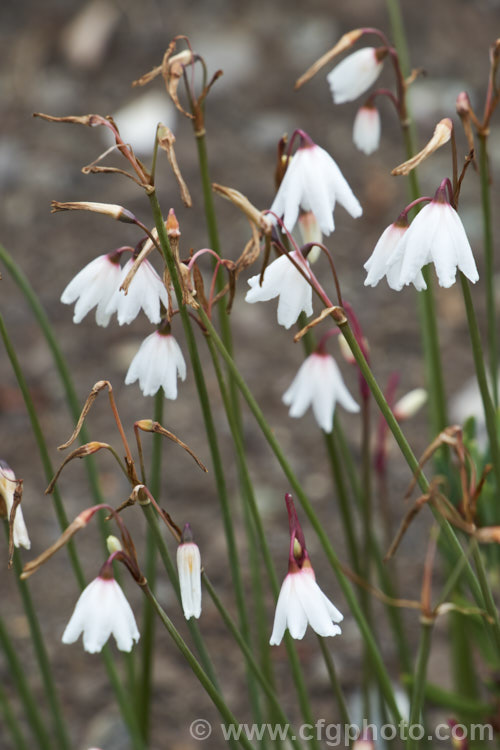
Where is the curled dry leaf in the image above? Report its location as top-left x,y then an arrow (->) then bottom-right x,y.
294,29 -> 364,90
212,183 -> 273,235
157,125 -> 192,207
391,118 -> 453,176
133,41 -> 195,120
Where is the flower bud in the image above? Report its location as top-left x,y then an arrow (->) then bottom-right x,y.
51,201 -> 136,223
353,730 -> 375,750
338,333 -> 356,365
106,535 -> 123,554
393,388 -> 427,421
166,208 -> 181,238
176,524 -> 202,620
298,212 -> 322,262
448,720 -> 468,750
456,91 -> 471,116
353,104 -> 381,155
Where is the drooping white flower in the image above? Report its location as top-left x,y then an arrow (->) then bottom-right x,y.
177,524 -> 201,620
327,47 -> 386,104
270,142 -> 362,236
105,258 -> 169,325
270,565 -> 343,644
270,493 -> 343,645
0,462 -> 30,550
364,221 -> 426,291
125,331 -> 187,398
62,576 -> 140,653
388,192 -> 479,289
61,252 -> 123,326
353,104 -> 381,155
245,250 -> 313,329
283,352 -> 359,433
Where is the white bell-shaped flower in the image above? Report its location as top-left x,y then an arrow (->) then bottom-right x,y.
270,493 -> 343,646
245,250 -> 313,329
270,141 -> 362,236
125,331 -> 187,398
282,352 -> 359,433
270,564 -> 343,644
61,252 -> 123,327
62,576 -> 140,653
105,258 -> 169,325
353,104 -> 381,155
327,47 -> 386,104
388,194 -> 479,289
364,221 -> 425,291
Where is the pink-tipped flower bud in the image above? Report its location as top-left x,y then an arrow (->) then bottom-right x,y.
338,332 -> 356,365
448,720 -> 468,750
456,91 -> 471,116
393,388 -> 427,421
298,212 -> 322,263
177,524 -> 202,620
106,535 -> 123,554
353,729 -> 375,750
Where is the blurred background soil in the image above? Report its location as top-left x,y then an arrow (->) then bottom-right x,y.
1,0 -> 500,747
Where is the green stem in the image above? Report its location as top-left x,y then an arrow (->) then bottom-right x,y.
324,432 -> 361,574
148,191 -> 262,724
0,312 -> 84,586
242,501 -> 271,750
138,390 -> 163,742
449,610 -> 479,704
0,681 -> 30,750
471,541 -> 500,653
317,637 -> 351,728
338,322 -> 489,609
11,549 -> 71,750
203,574 -> 304,750
334,414 -> 363,497
198,309 -> 402,723
460,274 -> 500,491
194,131 -> 274,736
385,0 -> 412,77
0,271 -> 145,750
0,244 -> 111,536
401,675 -> 493,717
477,134 -> 498,406
142,583 -> 257,750
407,621 -> 433,750
194,129 -> 240,415
204,334 -> 318,746
149,193 -> 249,616
0,612 -> 52,750
416,270 -> 449,436
361,400 -> 373,581
140,501 -> 220,687
360,399 -> 374,719
330,423 -> 413,674
99,646 -> 147,750
385,6 -> 449,437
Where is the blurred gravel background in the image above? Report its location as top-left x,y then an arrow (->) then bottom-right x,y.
1,0 -> 500,747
